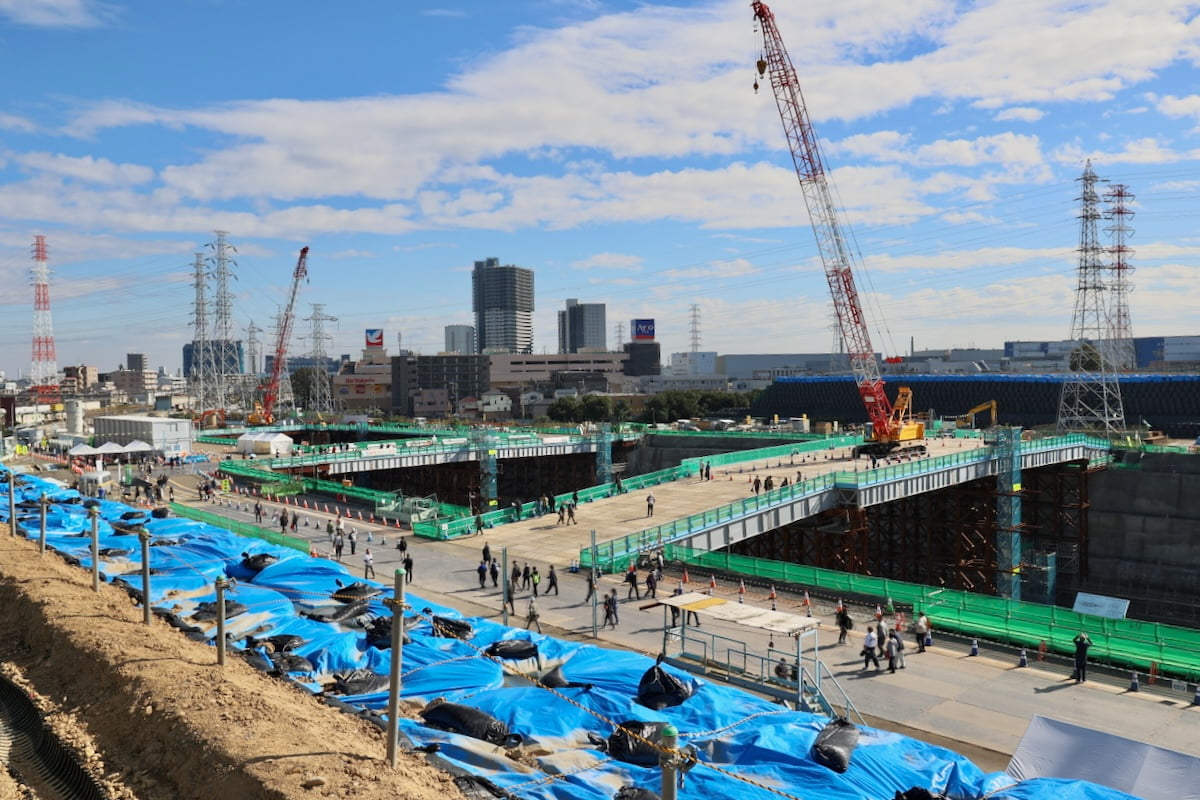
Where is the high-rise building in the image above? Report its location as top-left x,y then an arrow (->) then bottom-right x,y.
472,257 -> 534,354
557,299 -> 606,353
126,353 -> 148,373
444,324 -> 476,355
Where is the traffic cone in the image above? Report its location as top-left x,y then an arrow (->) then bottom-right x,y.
324,504 -> 330,513
1018,648 -> 1028,667
395,518 -> 402,529
738,579 -> 745,597
710,574 -> 717,590
970,639 -> 979,657
1129,671 -> 1140,692
803,590 -> 812,617
874,604 -> 883,620
769,585 -> 777,601
682,567 -> 689,584
358,510 -> 364,520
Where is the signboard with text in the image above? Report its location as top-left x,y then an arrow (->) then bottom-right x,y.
631,319 -> 655,341
365,329 -> 384,348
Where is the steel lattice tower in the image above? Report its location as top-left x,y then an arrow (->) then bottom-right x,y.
1104,184 -> 1137,371
688,304 -> 701,352
29,235 -> 59,402
190,252 -> 216,410
245,321 -> 262,375
1057,161 -> 1126,436
269,311 -> 295,414
303,303 -> 338,416
207,230 -> 237,408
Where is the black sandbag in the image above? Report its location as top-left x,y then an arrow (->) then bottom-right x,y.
331,580 -> 382,602
635,664 -> 693,710
331,668 -> 390,695
190,600 -> 249,621
811,717 -> 860,773
539,665 -> 593,690
590,720 -> 672,766
615,787 -> 661,800
82,499 -> 100,509
431,615 -> 473,640
245,633 -> 305,653
150,506 -> 170,518
120,510 -> 147,520
98,547 -> 132,557
893,790 -> 947,800
302,599 -> 370,623
486,639 -> 539,660
240,552 -> 278,572
420,699 -> 521,746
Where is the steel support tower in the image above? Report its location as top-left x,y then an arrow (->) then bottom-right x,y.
244,321 -> 262,376
207,230 -> 237,409
993,427 -> 1023,601
303,303 -> 337,416
1104,184 -> 1137,371
189,252 -> 216,410
29,235 -> 59,403
1056,161 -> 1126,436
688,304 -> 701,353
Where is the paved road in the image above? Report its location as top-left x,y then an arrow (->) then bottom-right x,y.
173,459 -> 1200,775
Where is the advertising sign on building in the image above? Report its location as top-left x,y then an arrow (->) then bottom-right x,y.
631,319 -> 655,341
365,329 -> 384,348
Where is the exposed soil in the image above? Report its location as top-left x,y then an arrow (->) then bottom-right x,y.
0,529 -> 464,800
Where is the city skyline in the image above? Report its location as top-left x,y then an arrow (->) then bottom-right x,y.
1,1 -> 1200,377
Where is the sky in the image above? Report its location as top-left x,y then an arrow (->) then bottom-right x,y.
0,0 -> 1199,378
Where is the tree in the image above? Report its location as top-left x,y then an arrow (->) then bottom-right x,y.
546,396 -> 581,422
580,395 -> 612,422
289,367 -> 327,411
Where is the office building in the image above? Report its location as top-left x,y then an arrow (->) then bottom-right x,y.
472,257 -> 534,354
557,299 -> 606,353
126,353 -> 148,373
444,325 -> 476,355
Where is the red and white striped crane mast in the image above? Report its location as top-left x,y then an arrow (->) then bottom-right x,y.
30,235 -> 60,403
752,1 -> 922,454
261,246 -> 309,424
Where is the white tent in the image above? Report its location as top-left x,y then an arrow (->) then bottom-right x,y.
122,439 -> 155,453
67,443 -> 98,456
236,432 -> 293,457
94,442 -> 126,454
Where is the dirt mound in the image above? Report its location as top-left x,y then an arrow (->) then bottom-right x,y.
0,531 -> 463,800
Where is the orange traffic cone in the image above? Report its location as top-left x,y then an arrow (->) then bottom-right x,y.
803,590 -> 811,607
358,510 -> 364,520
709,574 -> 717,590
682,567 -> 690,584
874,604 -> 883,620
837,597 -> 845,613
324,503 -> 330,514
739,579 -> 746,596
769,585 -> 777,601
395,518 -> 402,529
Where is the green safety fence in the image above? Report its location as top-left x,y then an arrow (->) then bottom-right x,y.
680,435 -> 861,472
168,502 -> 310,553
668,546 -> 1200,682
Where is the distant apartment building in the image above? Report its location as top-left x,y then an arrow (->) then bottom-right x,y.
126,353 -> 148,372
472,257 -> 534,354
557,299 -> 606,353
444,324 -> 476,355
61,365 -> 99,395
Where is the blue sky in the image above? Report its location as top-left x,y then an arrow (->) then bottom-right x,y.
1,0 -> 1199,377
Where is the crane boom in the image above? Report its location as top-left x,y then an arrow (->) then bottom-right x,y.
261,246 -> 309,423
753,2 -> 921,451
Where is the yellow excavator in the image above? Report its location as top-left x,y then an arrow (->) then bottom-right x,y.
956,400 -> 997,430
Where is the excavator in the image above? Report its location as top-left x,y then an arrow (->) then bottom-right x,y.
753,2 -> 924,459
956,401 -> 997,430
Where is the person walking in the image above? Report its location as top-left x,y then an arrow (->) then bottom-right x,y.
348,528 -> 357,556
584,570 -> 597,604
885,632 -> 898,674
511,562 -> 522,590
645,569 -> 657,599
914,612 -> 930,653
646,493 -> 655,517
475,513 -> 485,536
891,629 -> 906,669
482,541 -> 491,564
531,566 -> 541,597
290,513 -> 298,532
402,554 -> 414,581
836,607 -> 852,645
363,548 -> 375,579
525,596 -> 542,633
862,628 -> 880,670
609,588 -> 620,625
254,501 -> 263,523
601,591 -> 617,630
326,519 -> 335,544
489,558 -> 500,588
876,618 -> 888,658
556,503 -> 566,525
398,536 -> 408,556
566,502 -> 577,525
333,533 -> 344,562
625,566 -> 641,600
546,565 -> 559,595
1073,631 -> 1093,683
477,559 -> 488,588
752,476 -> 761,495
279,508 -> 289,534
503,582 -> 516,615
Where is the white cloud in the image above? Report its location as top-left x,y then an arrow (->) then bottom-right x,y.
1053,137 -> 1200,165
15,152 -> 153,185
0,112 -> 37,133
1154,93 -> 1200,120
570,252 -> 643,270
0,0 -> 113,27
994,107 -> 1045,122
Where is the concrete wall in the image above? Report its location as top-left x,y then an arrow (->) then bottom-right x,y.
1081,454 -> 1200,625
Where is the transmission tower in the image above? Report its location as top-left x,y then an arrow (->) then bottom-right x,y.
207,230 -> 237,408
1056,161 -> 1126,436
688,304 -> 701,353
244,321 -> 262,376
303,303 -> 338,416
29,235 -> 59,403
190,252 -> 215,410
1104,184 -> 1137,371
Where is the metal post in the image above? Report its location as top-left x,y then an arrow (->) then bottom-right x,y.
386,567 -> 407,767
215,577 -> 227,666
590,529 -> 599,639
38,492 -> 48,556
7,474 -> 14,537
89,506 -> 100,592
501,546 -> 509,626
660,723 -> 679,800
140,531 -> 152,625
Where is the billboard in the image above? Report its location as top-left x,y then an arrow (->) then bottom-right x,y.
365,329 -> 384,348
631,319 -> 655,341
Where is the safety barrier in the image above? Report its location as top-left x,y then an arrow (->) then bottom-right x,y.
169,502 -> 310,553
668,545 -> 1200,682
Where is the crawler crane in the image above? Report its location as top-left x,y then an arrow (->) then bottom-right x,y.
752,1 -> 924,458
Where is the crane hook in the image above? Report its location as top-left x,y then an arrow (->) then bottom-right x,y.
756,58 -> 767,76
753,78 -> 759,94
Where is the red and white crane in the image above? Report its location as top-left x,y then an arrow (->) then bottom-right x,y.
752,1 -> 923,456
259,246 -> 309,424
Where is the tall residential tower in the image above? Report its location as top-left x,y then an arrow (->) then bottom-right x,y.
471,257 -> 534,354
558,299 -> 606,353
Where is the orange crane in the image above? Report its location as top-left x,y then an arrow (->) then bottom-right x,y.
752,1 -> 924,458
257,246 -> 309,425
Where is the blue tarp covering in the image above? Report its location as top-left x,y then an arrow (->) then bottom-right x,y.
0,467 -> 1140,800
